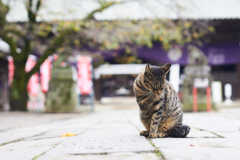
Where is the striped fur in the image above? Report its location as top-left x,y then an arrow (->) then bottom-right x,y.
133,64 -> 190,138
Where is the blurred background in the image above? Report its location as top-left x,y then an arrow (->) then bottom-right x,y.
0,0 -> 240,113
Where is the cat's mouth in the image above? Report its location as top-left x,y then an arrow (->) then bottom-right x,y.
153,88 -> 163,94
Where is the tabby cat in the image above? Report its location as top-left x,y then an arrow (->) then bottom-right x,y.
133,64 -> 190,138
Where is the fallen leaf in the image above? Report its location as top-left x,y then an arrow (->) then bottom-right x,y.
61,133 -> 77,137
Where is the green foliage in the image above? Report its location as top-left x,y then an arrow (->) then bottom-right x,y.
0,0 -> 8,28
57,20 -> 213,51
54,19 -> 213,65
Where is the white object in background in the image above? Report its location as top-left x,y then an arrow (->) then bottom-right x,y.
169,64 -> 180,93
194,78 -> 209,88
0,38 -> 10,53
115,87 -> 130,96
211,81 -> 222,104
224,83 -> 233,105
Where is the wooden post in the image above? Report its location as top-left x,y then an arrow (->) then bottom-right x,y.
206,87 -> 212,112
192,87 -> 198,112
93,79 -> 102,101
237,64 -> 240,99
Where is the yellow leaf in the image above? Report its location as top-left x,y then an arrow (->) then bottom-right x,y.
61,132 -> 77,137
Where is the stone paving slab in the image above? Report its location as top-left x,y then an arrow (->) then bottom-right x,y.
0,126 -> 49,146
45,126 -> 154,155
0,113 -> 99,145
188,128 -> 217,138
0,110 -> 155,160
184,112 -> 240,138
0,138 -> 61,160
0,114 -> 102,160
0,108 -> 240,160
152,138 -> 240,160
38,114 -> 155,159
0,112 -> 81,131
150,110 -> 240,160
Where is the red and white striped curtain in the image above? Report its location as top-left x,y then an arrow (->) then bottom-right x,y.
8,55 -> 94,96
8,55 -> 52,96
40,58 -> 51,93
77,56 -> 93,95
8,56 -> 14,86
25,55 -> 39,96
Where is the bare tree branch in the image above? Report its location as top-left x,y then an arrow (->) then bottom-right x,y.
26,29 -> 73,79
84,1 -> 119,20
36,0 -> 42,13
26,0 -> 42,22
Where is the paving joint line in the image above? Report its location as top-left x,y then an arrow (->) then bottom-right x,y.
31,142 -> 60,160
127,120 -> 166,160
148,139 -> 166,160
31,119 -> 103,159
0,131 -> 47,147
192,126 -> 225,138
69,150 -> 157,156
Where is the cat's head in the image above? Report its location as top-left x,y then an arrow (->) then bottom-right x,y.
144,63 -> 171,90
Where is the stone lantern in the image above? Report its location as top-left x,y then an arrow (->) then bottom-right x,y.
182,46 -> 213,112
45,55 -> 78,112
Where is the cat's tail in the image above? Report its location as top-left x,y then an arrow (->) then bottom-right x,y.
167,125 -> 190,138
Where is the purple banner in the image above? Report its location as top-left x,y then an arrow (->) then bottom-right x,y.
137,43 -> 240,65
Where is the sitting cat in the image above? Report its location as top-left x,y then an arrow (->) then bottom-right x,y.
133,64 -> 190,138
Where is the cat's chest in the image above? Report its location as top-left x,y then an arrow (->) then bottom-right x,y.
144,91 -> 166,111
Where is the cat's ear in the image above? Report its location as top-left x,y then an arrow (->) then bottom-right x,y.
162,63 -> 171,74
145,64 -> 152,73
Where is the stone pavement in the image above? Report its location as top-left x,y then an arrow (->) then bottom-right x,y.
0,106 -> 240,160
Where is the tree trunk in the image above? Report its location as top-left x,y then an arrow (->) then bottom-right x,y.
9,63 -> 29,111
0,58 -> 9,111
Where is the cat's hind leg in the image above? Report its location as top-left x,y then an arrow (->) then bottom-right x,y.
167,125 -> 190,138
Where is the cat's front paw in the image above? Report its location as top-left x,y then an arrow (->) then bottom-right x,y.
158,132 -> 167,138
140,130 -> 149,137
148,133 -> 159,138
148,132 -> 166,138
